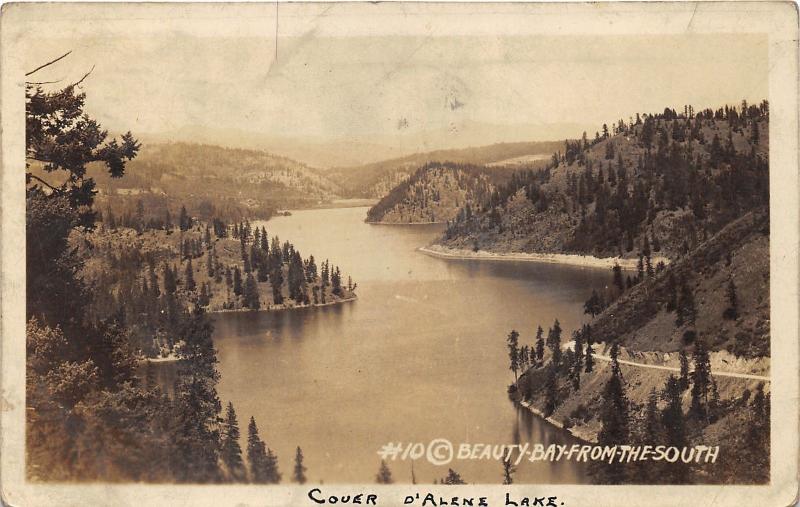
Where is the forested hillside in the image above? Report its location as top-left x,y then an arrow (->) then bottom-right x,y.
438,102 -> 769,261
496,101 -> 771,486
506,209 -> 770,484
587,209 -> 769,357
87,142 -> 342,221
82,212 -> 357,359
328,140 -> 560,199
365,162 -> 496,224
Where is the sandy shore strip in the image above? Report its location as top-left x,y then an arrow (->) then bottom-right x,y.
139,354 -> 179,364
366,220 -> 446,226
518,399 -> 595,444
419,244 -> 669,271
209,296 -> 357,314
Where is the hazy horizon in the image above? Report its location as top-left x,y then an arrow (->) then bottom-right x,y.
21,3 -> 768,166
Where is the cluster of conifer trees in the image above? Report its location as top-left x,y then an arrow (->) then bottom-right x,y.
24,67 -> 316,482
507,318 -> 769,484
444,101 -> 769,259
86,207 -> 357,360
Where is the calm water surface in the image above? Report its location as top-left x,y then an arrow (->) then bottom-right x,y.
210,206 -> 611,484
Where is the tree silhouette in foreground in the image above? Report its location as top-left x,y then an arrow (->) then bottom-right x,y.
293,446 -> 307,484
221,402 -> 246,482
375,460 -> 393,484
441,468 -> 466,485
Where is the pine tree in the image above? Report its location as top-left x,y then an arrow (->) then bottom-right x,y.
263,447 -> 281,484
584,290 -> 603,317
572,329 -> 584,389
293,446 -> 307,484
502,457 -> 515,485
546,319 -> 562,368
612,264 -> 624,294
543,363 -> 559,417
204,225 -> 212,249
507,330 -> 520,381
245,416 -> 281,483
709,377 -> 720,422
149,264 -> 160,298
331,266 -> 342,296
270,265 -> 284,305
164,263 -> 177,294
441,468 -> 466,485
519,345 -> 529,370
584,325 -> 594,373
257,264 -> 268,283
744,382 -> 769,473
676,281 -> 696,326
243,251 -> 251,274
643,387 -> 662,443
642,234 -> 651,257
185,258 -> 196,291
375,460 -> 393,484
233,266 -> 243,297
260,226 -> 269,251
690,339 -> 713,423
534,326 -> 545,365
609,342 -> 621,375
679,348 -> 689,390
247,416 -> 267,482
207,247 -> 215,277
179,205 -> 190,231
665,273 -> 678,312
221,402 -> 246,482
244,273 -> 260,310
172,307 -> 223,482
598,354 -> 629,445
661,375 -> 689,482
637,254 -> 645,281
723,278 -> 739,320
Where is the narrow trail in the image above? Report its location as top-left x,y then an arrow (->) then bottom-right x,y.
591,353 -> 771,381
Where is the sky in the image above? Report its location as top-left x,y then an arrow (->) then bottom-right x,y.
18,3 -> 769,162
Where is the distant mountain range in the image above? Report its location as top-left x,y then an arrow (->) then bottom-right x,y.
84,142 -> 342,221
138,121 -> 585,169
329,140 -> 562,199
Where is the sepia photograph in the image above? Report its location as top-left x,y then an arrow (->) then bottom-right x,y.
1,2 -> 798,506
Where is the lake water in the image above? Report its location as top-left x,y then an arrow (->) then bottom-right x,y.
210,206 -> 611,484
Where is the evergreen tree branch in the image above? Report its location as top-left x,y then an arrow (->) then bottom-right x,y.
26,173 -> 59,192
25,51 -> 72,76
71,65 -> 96,88
26,78 -> 65,85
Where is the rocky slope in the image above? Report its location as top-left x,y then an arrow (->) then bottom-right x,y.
364,162 -> 494,224
510,207 -> 769,484
436,102 -> 769,262
85,142 -> 343,219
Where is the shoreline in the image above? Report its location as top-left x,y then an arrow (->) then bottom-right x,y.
208,295 -> 357,314
284,200 -> 378,212
419,244 -> 670,271
516,398 -> 595,444
366,220 -> 446,226
140,354 -> 180,364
